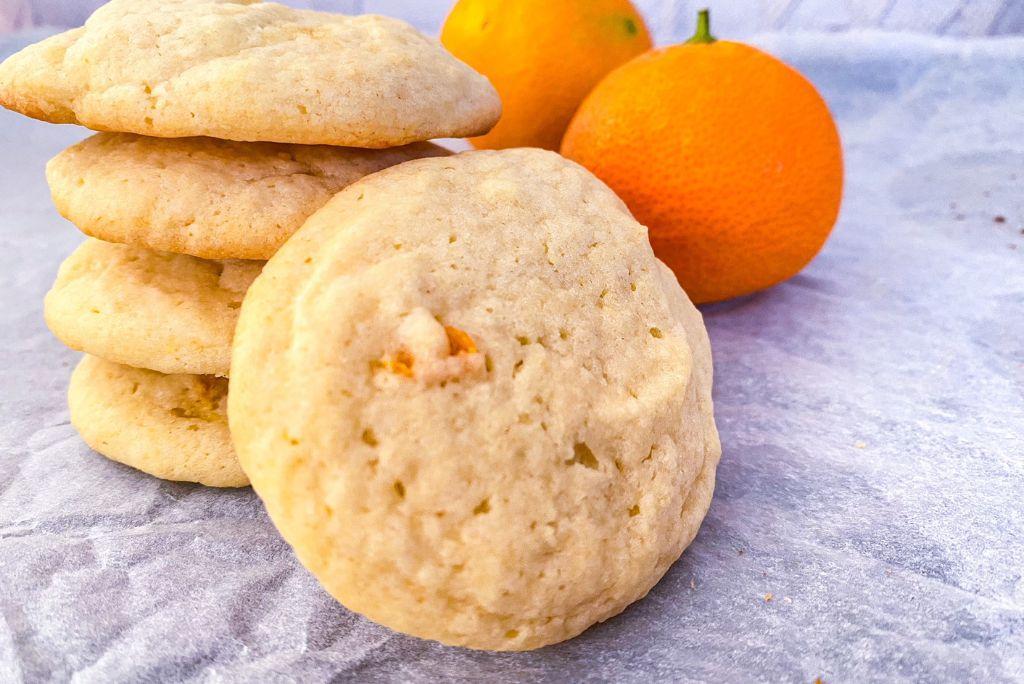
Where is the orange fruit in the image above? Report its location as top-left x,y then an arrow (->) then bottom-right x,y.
441,0 -> 652,151
561,10 -> 843,304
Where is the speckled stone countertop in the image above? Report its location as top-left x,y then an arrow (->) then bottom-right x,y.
0,31 -> 1022,682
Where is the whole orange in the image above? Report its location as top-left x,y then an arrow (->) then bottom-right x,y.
561,11 -> 843,304
441,0 -> 652,151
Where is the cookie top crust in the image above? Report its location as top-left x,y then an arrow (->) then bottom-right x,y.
0,0 -> 501,146
69,355 -> 246,487
47,133 -> 449,260
45,239 -> 262,376
229,149 -> 720,650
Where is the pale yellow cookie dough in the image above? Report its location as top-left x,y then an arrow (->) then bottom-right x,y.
46,134 -> 449,260
45,239 -> 262,376
0,0 -> 501,147
229,149 -> 721,651
69,355 -> 246,487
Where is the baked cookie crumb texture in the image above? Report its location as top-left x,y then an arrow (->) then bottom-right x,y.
45,134 -> 450,260
69,355 -> 247,488
230,149 -> 721,650
44,239 -> 262,377
0,0 -> 501,146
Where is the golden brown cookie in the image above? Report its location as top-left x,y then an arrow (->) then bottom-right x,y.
69,355 -> 246,487
47,134 -> 448,260
45,239 -> 261,376
230,149 -> 721,650
0,0 -> 501,146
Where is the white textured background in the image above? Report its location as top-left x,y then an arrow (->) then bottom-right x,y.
1,0 -> 1023,38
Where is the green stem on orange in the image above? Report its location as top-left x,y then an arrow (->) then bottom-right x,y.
685,8 -> 716,45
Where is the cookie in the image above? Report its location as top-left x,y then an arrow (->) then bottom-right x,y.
229,149 -> 721,651
69,355 -> 246,487
45,239 -> 262,377
0,0 -> 501,147
47,134 -> 449,260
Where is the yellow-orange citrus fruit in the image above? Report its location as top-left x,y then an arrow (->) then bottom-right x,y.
561,11 -> 843,303
441,0 -> 652,151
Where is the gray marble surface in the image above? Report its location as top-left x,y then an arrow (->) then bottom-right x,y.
0,29 -> 1022,683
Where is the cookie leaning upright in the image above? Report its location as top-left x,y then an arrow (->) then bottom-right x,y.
0,0 -> 501,147
230,149 -> 721,650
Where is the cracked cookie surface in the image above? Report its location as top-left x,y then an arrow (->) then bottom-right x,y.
0,0 -> 501,146
46,239 -> 262,376
47,134 -> 449,260
69,355 -> 246,487
230,149 -> 721,651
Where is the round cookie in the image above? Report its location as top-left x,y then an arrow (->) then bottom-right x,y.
45,239 -> 262,377
47,134 -> 449,260
0,0 -> 501,147
229,149 -> 721,651
69,355 -> 246,487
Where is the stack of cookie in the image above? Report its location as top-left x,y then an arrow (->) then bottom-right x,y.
1,0 -> 725,654
0,0 -> 500,486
